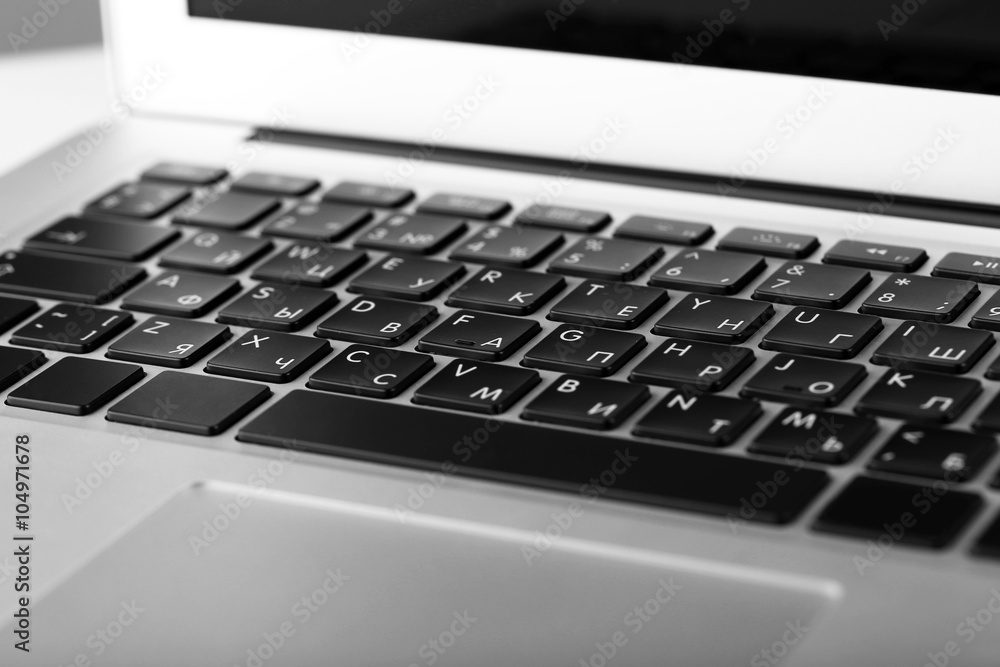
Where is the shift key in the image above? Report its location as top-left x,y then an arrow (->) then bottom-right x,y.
0,250 -> 146,304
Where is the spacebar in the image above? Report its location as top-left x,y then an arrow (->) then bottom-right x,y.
237,391 -> 829,524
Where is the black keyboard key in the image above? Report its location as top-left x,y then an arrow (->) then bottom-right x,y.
633,393 -> 761,447
308,345 -> 434,398
447,267 -> 564,315
814,476 -> 982,548
259,202 -> 372,242
174,192 -> 280,230
159,231 -> 272,274
548,281 -> 668,330
521,324 -> 646,376
649,249 -> 765,295
26,217 -> 180,261
239,391 -> 830,523
753,262 -> 870,309
868,426 -> 996,482
418,193 -> 511,220
859,274 -> 979,323
348,256 -> 465,301
251,243 -> 367,287
741,354 -> 866,408
449,225 -> 563,268
522,375 -> 648,429
855,369 -> 981,424
516,205 -> 611,232
0,297 -> 38,334
315,297 -> 437,346
324,182 -> 413,208
748,408 -> 877,464
217,284 -> 337,332
761,308 -> 882,359
973,513 -> 1000,560
823,239 -> 927,272
206,330 -> 330,383
86,182 -> 190,219
972,392 -> 1000,433
141,163 -> 227,186
629,339 -> 754,391
106,317 -> 231,368
107,371 -> 271,436
355,213 -> 467,255
932,252 -> 1000,285
717,227 -> 818,259
614,215 -> 713,246
969,291 -> 1000,332
653,294 -> 773,344
417,310 -> 540,361
548,238 -> 663,281
231,171 -> 320,197
413,359 -> 540,413
0,347 -> 46,392
5,357 -> 143,416
0,251 -> 145,305
122,271 -> 240,318
12,305 -> 132,353
871,321 -> 993,373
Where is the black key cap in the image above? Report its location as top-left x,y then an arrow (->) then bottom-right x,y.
418,193 -> 511,220
761,308 -> 883,359
413,359 -> 540,414
231,171 -> 320,197
106,317 -> 231,368
741,354 -> 866,408
968,291 -> 1000,332
859,274 -> 979,323
548,281 -> 668,330
0,251 -> 145,305
0,347 -> 46,392
206,330 -> 330,383
174,192 -> 280,230
814,476 -> 982,548
217,283 -> 337,332
633,393 -> 761,446
871,321 -> 993,374
159,231 -> 272,274
251,243 -> 367,287
521,324 -> 646,376
974,392 -> 1000,433
932,252 -> 1000,285
315,297 -> 437,346
973,513 -> 1000,560
141,163 -> 227,186
823,239 -> 927,272
868,426 -> 996,482
348,256 -> 465,301
653,294 -> 773,344
855,369 -> 981,424
0,297 -> 38,334
25,217 -> 180,261
449,225 -> 564,268
12,305 -> 132,353
122,271 -> 240,318
239,391 -> 829,523
753,262 -> 870,309
649,249 -> 765,295
516,205 -> 611,232
629,339 -> 754,391
548,237 -> 663,281
324,181 -> 413,208
107,371 -> 271,436
85,182 -> 190,219
614,215 -> 713,246
259,202 -> 372,242
355,213 -> 467,255
748,408 -> 877,464
417,310 -> 540,361
6,358 -> 143,416
717,227 -> 819,259
447,267 -> 564,315
308,345 -> 434,398
522,375 -> 648,429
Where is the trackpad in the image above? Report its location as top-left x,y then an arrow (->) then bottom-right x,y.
24,483 -> 836,666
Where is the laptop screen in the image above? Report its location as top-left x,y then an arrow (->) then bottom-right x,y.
189,1 -> 998,95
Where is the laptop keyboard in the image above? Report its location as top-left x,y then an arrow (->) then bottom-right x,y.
4,162 -> 1000,558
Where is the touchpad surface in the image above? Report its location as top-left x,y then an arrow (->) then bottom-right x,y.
22,483 -> 836,666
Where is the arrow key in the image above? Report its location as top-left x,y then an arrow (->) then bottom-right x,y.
868,426 -> 996,481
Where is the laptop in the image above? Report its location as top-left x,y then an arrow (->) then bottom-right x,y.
3,0 -> 1000,664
